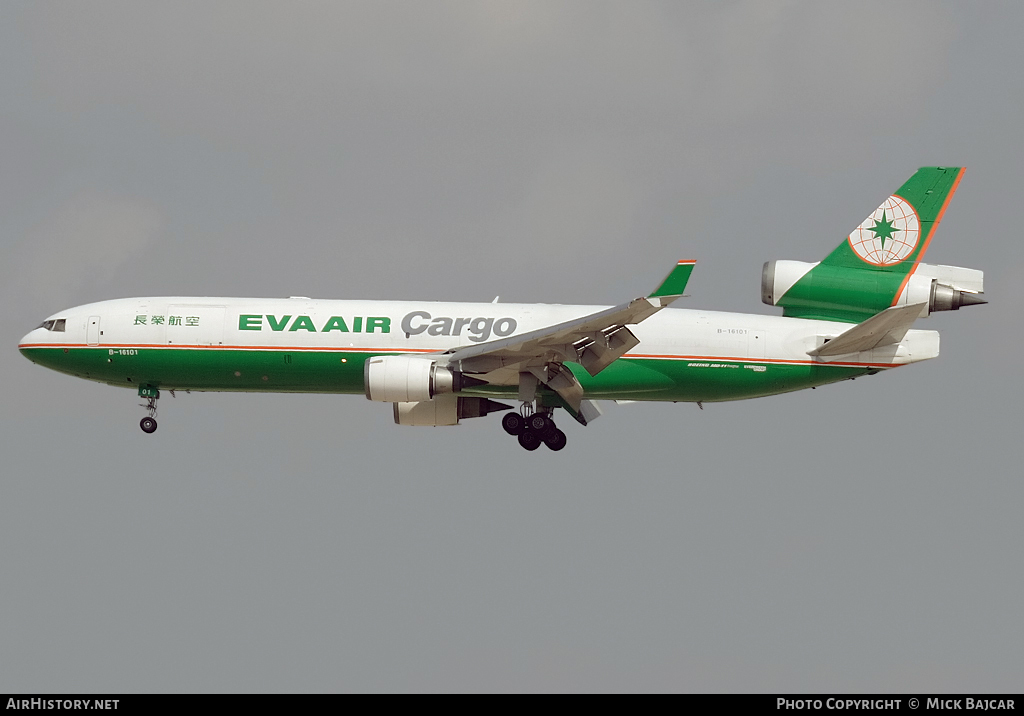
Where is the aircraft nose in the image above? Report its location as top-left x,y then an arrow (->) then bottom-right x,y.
19,329 -> 41,360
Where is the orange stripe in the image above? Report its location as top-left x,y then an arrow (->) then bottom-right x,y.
19,344 -> 895,369
892,167 -> 965,305
625,353 -> 894,368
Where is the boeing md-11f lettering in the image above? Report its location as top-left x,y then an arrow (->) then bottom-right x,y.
19,168 -> 985,451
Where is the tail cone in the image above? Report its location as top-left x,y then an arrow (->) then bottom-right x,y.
959,292 -> 988,308
930,283 -> 988,311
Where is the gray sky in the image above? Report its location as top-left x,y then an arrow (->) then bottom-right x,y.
1,0 -> 1021,693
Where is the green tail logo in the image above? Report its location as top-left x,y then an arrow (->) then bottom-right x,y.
820,166 -> 964,272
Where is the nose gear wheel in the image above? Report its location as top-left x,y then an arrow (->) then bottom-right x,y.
138,387 -> 160,434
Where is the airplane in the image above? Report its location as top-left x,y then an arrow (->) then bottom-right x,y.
19,167 -> 985,451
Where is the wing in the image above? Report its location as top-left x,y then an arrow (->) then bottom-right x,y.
443,261 -> 695,423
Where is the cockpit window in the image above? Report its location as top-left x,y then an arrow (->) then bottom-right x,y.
36,319 -> 66,332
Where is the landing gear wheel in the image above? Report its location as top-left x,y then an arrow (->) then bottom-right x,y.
502,412 -> 526,435
544,428 -> 567,451
140,417 -> 158,434
527,413 -> 555,439
517,429 -> 541,451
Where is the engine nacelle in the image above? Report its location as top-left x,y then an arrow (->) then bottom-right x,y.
364,355 -> 458,403
897,263 -> 986,315
393,395 -> 512,426
761,260 -> 817,306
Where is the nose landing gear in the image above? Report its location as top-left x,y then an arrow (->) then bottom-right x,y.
503,405 -> 567,452
138,385 -> 159,434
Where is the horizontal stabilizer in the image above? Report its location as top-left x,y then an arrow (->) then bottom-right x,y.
808,302 -> 926,357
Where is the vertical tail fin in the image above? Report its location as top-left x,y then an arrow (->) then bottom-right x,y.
775,167 -> 965,322
821,166 -> 964,273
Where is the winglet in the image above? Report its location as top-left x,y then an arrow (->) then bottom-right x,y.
649,260 -> 696,300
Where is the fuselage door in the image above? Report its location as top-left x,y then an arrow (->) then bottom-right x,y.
87,316 -> 101,346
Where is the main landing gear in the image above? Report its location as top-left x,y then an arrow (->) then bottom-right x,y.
139,385 -> 159,434
502,408 -> 567,452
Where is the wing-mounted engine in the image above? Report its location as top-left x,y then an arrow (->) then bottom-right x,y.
394,394 -> 512,426
364,354 -> 486,403
365,354 -> 510,427
762,260 -> 986,322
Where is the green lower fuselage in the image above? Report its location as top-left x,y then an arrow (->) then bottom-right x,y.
20,344 -> 872,402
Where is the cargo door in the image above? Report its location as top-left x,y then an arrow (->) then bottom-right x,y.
165,305 -> 226,346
